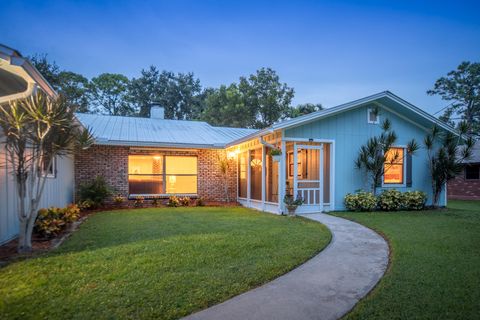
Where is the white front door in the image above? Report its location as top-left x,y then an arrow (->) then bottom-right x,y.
293,144 -> 324,213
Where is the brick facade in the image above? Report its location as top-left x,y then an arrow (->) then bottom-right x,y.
74,145 -> 237,202
447,166 -> 480,200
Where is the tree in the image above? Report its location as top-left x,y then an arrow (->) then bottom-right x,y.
427,61 -> 480,135
239,68 -> 294,128
217,154 -> 234,202
424,122 -> 474,207
355,118 -> 418,194
29,54 -> 91,113
128,67 -> 204,119
88,73 -> 133,115
29,54 -> 61,89
0,92 -> 93,252
200,84 -> 257,128
57,71 -> 89,113
288,103 -> 323,118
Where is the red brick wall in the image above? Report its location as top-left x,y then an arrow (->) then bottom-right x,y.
448,168 -> 480,200
74,145 -> 237,202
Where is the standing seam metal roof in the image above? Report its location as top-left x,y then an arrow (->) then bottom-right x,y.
75,113 -> 257,148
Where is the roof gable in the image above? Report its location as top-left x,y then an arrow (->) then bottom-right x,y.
227,91 -> 457,146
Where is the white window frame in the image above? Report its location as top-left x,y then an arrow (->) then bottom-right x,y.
43,156 -> 56,178
367,107 -> 380,124
382,146 -> 406,187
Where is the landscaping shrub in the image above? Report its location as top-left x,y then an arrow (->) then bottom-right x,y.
78,176 -> 112,208
344,191 -> 376,211
133,196 -> 145,207
34,204 -> 80,238
179,196 -> 191,206
195,197 -> 205,206
167,196 -> 180,207
113,194 -> 125,206
77,199 -> 95,211
377,189 -> 403,211
402,190 -> 427,210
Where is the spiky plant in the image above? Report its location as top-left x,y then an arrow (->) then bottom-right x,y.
355,119 -> 418,194
424,121 -> 474,207
0,92 -> 93,252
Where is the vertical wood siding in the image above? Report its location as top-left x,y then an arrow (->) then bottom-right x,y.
0,147 -> 74,245
285,104 -> 446,210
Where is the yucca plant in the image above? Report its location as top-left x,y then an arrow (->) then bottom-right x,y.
0,91 -> 93,252
355,118 -> 418,194
424,122 -> 474,207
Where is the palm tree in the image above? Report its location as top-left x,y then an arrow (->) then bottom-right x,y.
0,92 -> 93,252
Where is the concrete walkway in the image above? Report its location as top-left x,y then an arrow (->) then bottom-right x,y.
183,213 -> 389,320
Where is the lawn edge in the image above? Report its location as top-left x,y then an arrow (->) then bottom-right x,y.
328,212 -> 394,320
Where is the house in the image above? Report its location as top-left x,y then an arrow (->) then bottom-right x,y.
0,44 -> 75,244
75,91 -> 455,214
448,140 -> 480,200
0,44 -> 458,247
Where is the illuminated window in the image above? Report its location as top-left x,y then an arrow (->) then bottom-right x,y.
128,155 -> 197,195
384,148 -> 404,184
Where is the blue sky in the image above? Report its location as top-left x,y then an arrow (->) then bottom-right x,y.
2,0 -> 479,113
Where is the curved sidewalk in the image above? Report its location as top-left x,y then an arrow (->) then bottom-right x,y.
183,213 -> 389,320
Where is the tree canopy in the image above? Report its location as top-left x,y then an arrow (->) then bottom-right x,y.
428,61 -> 480,135
29,54 -> 322,127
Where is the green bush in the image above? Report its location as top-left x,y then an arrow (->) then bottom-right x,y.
195,197 -> 205,206
179,196 -> 191,206
34,204 -> 80,238
377,189 -> 403,211
78,176 -> 112,208
77,199 -> 95,211
402,190 -> 427,210
167,196 -> 180,207
344,191 -> 376,211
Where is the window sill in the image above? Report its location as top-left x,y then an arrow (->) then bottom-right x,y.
129,194 -> 198,199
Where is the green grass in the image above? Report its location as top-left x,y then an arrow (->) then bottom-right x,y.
333,200 -> 480,320
0,207 -> 330,320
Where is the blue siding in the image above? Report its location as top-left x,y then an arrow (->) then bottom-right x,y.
285,104 -> 445,210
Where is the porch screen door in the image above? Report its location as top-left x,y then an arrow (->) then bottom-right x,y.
293,144 -> 324,212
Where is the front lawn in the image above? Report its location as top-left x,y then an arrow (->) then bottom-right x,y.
333,200 -> 480,320
0,207 -> 330,320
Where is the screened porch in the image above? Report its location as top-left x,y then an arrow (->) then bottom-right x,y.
233,135 -> 334,214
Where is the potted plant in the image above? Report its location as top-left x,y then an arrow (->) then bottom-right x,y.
269,148 -> 282,162
283,194 -> 304,216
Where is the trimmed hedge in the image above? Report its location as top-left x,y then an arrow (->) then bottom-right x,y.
344,189 -> 427,212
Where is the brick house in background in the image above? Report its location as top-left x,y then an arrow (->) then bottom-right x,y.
75,107 -> 256,203
448,141 -> 480,200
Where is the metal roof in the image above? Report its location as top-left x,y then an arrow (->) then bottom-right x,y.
75,113 -> 257,149
461,140 -> 480,164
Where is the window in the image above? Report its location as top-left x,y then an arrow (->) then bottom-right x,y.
42,155 -> 56,178
128,155 -> 197,195
465,165 -> 480,180
238,151 -> 248,198
383,147 -> 404,184
368,107 -> 379,124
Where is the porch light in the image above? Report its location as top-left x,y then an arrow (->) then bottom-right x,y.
153,155 -> 162,160
227,151 -> 237,159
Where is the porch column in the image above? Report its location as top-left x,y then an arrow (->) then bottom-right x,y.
261,145 -> 266,211
278,140 -> 286,214
247,149 -> 251,207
